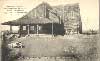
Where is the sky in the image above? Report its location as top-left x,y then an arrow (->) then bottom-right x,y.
0,0 -> 99,31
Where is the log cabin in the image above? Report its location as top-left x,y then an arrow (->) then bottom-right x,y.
2,2 -> 82,36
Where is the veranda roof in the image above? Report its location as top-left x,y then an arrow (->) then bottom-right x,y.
1,16 -> 58,25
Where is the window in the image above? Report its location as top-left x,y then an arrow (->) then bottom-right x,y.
38,26 -> 41,30
30,26 -> 34,30
12,26 -> 19,33
23,26 -> 26,30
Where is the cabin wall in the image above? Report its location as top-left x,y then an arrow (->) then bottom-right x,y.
19,23 -> 65,36
42,23 -> 65,35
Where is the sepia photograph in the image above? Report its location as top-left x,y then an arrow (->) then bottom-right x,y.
0,0 -> 99,61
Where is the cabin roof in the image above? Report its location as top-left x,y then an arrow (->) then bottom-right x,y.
1,16 -> 58,25
1,2 -> 59,25
1,2 -> 80,26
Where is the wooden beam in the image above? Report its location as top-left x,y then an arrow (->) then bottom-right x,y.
52,21 -> 54,37
10,25 -> 12,33
19,25 -> 21,37
77,24 -> 79,34
37,24 -> 39,35
27,25 -> 30,35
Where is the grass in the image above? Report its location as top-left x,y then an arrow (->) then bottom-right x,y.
11,34 -> 98,57
1,34 -> 99,61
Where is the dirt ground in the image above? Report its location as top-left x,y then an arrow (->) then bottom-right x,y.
1,34 -> 100,61
10,34 -> 98,60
